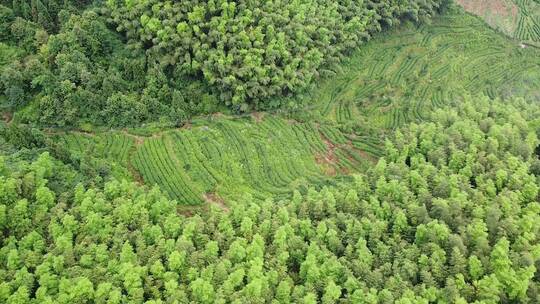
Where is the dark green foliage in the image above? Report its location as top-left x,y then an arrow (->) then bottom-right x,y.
0,5 -> 14,40
0,96 -> 539,302
0,0 -> 449,127
0,3 -> 220,127
3,0 -> 91,32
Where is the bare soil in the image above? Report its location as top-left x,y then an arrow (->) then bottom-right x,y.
121,130 -> 145,146
2,112 -> 13,124
315,135 -> 340,176
316,130 -> 379,175
203,192 -> 229,212
251,112 -> 265,123
456,0 -> 519,34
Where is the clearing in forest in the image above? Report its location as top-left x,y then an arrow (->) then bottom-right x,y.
456,0 -> 519,33
456,0 -> 540,45
58,117 -> 380,205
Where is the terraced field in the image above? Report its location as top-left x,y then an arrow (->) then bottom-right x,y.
514,0 -> 540,43
310,10 -> 540,128
131,117 -> 378,205
56,8 -> 540,208
56,117 -> 380,205
60,132 -> 135,166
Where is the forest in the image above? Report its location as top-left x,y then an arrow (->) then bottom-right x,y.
0,0 -> 451,127
1,0 -> 540,303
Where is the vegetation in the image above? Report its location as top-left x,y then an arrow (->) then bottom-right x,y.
1,96 -> 539,303
514,0 -> 540,44
1,1 -> 540,303
0,1 -> 219,127
106,0 -> 450,108
50,115 -> 379,205
3,7 -> 536,207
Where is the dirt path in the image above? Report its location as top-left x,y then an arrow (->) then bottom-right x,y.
315,135 -> 339,176
121,130 -> 145,146
125,141 -> 145,185
316,130 -> 378,175
251,112 -> 265,122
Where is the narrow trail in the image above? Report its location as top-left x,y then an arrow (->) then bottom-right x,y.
317,131 -> 377,174
125,141 -> 145,185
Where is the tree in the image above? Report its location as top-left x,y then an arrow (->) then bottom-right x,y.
190,278 -> 215,304
322,280 -> 341,304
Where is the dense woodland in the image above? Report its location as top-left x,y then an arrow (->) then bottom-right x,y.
1,96 -> 540,303
1,0 -> 450,127
1,0 -> 540,303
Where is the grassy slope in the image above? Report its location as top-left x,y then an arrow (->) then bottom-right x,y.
51,7 -> 540,207
306,8 -> 540,129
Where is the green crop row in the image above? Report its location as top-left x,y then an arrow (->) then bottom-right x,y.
129,117 -> 378,204
309,11 -> 540,130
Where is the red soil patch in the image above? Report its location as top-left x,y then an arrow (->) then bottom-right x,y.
317,131 -> 378,175
457,0 -> 517,18
177,206 -> 195,217
2,112 -> 12,124
315,137 -> 339,176
203,192 -> 229,212
456,0 -> 519,32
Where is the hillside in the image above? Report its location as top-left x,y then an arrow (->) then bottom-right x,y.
1,1 -> 540,303
308,9 -> 540,128
1,96 -> 539,303
9,7 -> 536,207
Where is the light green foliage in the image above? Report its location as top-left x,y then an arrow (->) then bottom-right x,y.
514,0 -> 540,44
1,1 -> 540,303
59,132 -> 135,167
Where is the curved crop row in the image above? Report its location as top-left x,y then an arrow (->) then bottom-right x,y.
311,11 -> 540,130
129,117 -> 365,204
